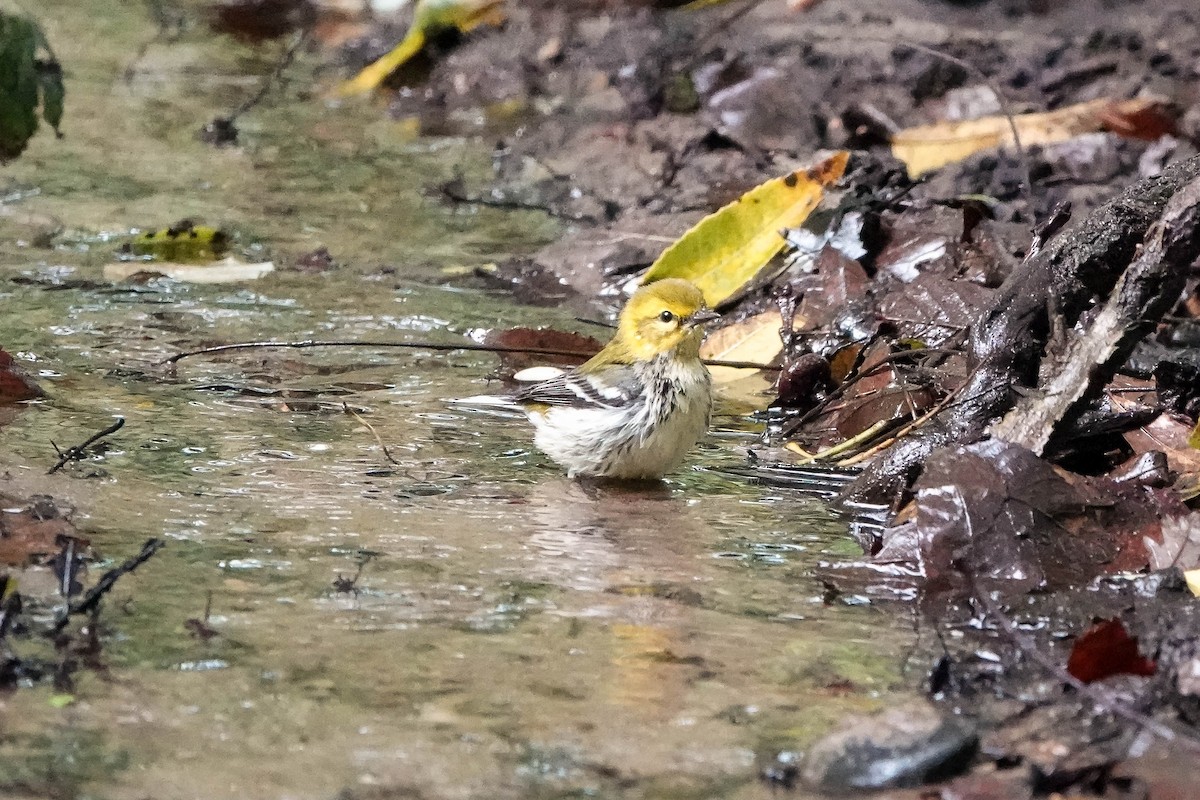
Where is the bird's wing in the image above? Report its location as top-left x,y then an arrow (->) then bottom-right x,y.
513,364 -> 643,409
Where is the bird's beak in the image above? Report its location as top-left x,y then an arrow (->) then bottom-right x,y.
687,308 -> 721,327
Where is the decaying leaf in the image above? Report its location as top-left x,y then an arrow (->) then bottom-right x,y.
700,310 -> 793,384
476,327 -> 603,377
699,310 -> 795,409
103,256 -> 275,284
0,494 -> 83,567
1066,618 -> 1156,684
642,151 -> 849,307
1144,513 -> 1200,572
208,0 -> 316,43
0,348 -> 42,403
891,97 -> 1176,178
1126,412 -> 1200,478
333,0 -> 506,97
909,440 -> 1158,595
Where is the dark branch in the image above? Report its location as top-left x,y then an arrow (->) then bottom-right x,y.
48,417 -> 125,475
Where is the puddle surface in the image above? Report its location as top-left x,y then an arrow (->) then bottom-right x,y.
0,4 -> 913,797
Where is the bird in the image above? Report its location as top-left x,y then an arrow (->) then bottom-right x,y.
458,278 -> 719,480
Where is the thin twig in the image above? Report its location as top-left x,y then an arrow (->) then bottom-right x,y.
49,417 -> 125,475
342,402 -> 399,465
52,538 -> 164,633
230,30 -> 307,122
163,339 -> 780,371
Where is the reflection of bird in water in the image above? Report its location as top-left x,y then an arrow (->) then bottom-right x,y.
522,479 -> 713,718
456,279 -> 718,479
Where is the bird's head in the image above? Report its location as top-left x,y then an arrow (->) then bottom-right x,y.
615,278 -> 719,361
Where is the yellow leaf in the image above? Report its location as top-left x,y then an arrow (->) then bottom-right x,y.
1188,568 -> 1200,598
334,0 -> 506,97
890,97 -> 1165,178
701,310 -> 806,410
701,310 -> 790,383
126,222 -> 229,262
642,151 -> 848,307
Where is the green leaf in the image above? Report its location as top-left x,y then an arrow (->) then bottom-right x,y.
37,59 -> 64,133
0,11 -> 63,160
642,151 -> 849,307
0,12 -> 40,160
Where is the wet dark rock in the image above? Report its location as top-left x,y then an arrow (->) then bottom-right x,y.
800,698 -> 978,792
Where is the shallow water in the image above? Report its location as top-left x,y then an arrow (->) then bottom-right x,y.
0,4 -> 914,798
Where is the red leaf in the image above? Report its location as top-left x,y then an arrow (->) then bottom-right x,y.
0,348 -> 42,404
1067,618 -> 1157,684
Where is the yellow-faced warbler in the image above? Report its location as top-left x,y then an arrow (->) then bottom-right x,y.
461,278 -> 719,479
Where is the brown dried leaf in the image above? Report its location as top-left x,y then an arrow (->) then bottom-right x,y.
0,495 -> 83,567
480,327 -> 603,375
891,97 -> 1177,178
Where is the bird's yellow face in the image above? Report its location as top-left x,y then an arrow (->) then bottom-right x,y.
617,278 -> 719,361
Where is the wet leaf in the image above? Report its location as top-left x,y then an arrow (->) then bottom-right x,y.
1125,413 -> 1200,478
0,11 -> 62,161
209,0 -> 316,43
1144,514 -> 1200,571
1066,618 -> 1156,684
878,274 -> 993,344
477,327 -> 603,376
891,97 -> 1176,178
642,151 -> 849,307
797,247 -> 871,330
775,353 -> 831,410
0,495 -> 83,567
103,256 -> 275,284
121,220 -> 230,262
910,441 -> 1159,595
334,0 -> 506,97
0,348 -> 42,403
700,310 -> 788,384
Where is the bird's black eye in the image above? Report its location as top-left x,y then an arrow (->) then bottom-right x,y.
659,310 -> 675,323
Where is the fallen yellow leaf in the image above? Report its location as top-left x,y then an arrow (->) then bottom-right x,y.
642,151 -> 848,307
701,310 -> 807,410
701,310 -> 792,383
334,0 -> 506,97
891,97 -> 1169,178
1187,568 -> 1200,598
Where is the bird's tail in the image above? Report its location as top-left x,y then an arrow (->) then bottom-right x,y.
448,394 -> 524,416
